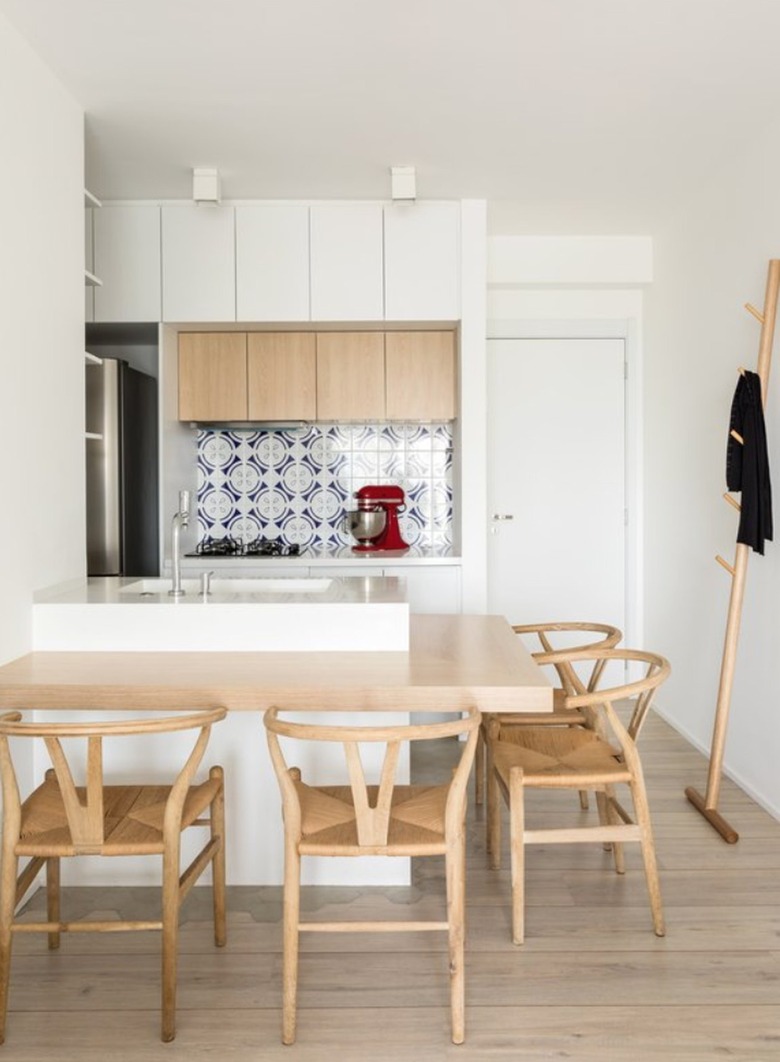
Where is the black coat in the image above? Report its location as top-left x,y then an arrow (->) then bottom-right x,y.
726,370 -> 773,554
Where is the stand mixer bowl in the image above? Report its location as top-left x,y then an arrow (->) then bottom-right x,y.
348,508 -> 386,548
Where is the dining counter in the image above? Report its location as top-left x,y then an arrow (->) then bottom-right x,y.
0,613 -> 550,887
0,614 -> 552,714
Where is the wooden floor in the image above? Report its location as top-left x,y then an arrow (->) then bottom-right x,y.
6,712 -> 780,1060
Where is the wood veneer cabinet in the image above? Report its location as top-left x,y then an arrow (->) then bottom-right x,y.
178,332 -> 248,421
247,333 -> 316,420
316,332 -> 386,420
385,331 -> 456,420
179,329 -> 458,423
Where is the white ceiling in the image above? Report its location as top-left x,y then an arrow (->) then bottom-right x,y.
3,0 -> 780,233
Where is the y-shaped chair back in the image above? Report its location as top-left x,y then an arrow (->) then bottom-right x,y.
264,707 -> 480,1044
0,707 -> 227,1044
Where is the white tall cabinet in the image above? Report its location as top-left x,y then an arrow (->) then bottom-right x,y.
384,201 -> 460,320
310,203 -> 384,320
235,204 -> 310,321
93,205 -> 161,322
161,205 -> 235,321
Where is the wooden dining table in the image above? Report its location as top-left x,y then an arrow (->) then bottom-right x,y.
0,614 -> 552,714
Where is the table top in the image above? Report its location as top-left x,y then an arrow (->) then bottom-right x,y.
0,614 -> 552,713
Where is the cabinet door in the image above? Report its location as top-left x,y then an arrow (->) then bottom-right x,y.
384,201 -> 460,320
310,204 -> 384,321
236,204 -> 310,321
178,332 -> 247,421
316,332 -> 385,420
247,332 -> 316,420
388,566 -> 462,613
94,206 -> 162,322
162,206 -> 235,322
385,331 -> 457,420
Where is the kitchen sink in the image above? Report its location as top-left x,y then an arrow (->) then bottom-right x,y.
120,577 -> 333,595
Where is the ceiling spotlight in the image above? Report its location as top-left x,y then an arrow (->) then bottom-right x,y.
390,166 -> 416,201
192,167 -> 221,203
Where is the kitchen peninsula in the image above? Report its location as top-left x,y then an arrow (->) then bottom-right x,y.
0,612 -> 550,887
0,613 -> 551,714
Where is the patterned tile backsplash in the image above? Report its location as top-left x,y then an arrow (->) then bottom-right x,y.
196,424 -> 454,551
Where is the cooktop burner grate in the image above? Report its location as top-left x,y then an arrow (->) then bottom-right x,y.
188,536 -> 302,558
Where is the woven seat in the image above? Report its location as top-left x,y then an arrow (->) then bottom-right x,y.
18,778 -> 223,856
475,622 -> 622,808
296,783 -> 450,853
486,648 -> 670,945
492,727 -> 628,783
264,707 -> 480,1046
0,708 -> 227,1044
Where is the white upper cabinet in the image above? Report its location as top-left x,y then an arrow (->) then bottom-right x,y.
94,206 -> 161,322
236,204 -> 310,321
162,205 -> 235,322
383,201 -> 460,321
310,203 -> 384,321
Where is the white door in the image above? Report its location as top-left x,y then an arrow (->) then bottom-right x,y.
487,337 -> 627,637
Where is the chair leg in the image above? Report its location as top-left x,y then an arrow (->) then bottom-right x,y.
281,840 -> 301,1045
631,778 -> 665,937
209,766 -> 227,948
599,786 -> 625,873
578,789 -> 590,810
474,727 -> 485,806
0,850 -> 18,1044
486,720 -> 501,866
508,766 -> 526,946
46,857 -> 61,950
486,761 -> 502,869
445,829 -> 466,1044
161,844 -> 181,1043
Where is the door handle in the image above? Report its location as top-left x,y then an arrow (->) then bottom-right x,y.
491,513 -> 514,520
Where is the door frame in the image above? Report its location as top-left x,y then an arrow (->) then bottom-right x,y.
487,318 -> 642,651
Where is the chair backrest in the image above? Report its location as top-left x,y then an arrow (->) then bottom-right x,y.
512,622 -> 623,696
533,648 -> 670,746
0,708 -> 226,855
264,708 -> 481,847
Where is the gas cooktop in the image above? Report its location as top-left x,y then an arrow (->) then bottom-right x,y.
186,535 -> 302,558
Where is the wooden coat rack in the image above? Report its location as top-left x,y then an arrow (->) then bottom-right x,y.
685,259 -> 780,843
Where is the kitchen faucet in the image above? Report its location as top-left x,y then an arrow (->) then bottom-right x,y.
169,490 -> 191,596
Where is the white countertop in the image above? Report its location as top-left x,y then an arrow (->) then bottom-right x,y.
178,544 -> 461,570
33,575 -> 410,652
36,574 -> 407,606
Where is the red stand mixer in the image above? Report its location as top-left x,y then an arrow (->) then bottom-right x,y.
350,484 -> 410,553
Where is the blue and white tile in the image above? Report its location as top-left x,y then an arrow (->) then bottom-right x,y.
306,487 -> 344,521
199,433 -> 237,469
201,488 -> 236,523
281,461 -> 314,494
228,514 -> 262,543
282,514 -> 315,545
253,434 -> 287,469
228,461 -> 260,495
254,489 -> 289,522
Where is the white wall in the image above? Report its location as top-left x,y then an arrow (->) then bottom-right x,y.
644,129 -> 780,818
0,13 -> 85,669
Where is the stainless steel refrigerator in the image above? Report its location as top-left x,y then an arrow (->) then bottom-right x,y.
86,357 -> 159,576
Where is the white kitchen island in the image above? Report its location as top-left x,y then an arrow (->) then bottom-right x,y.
32,574 -> 409,651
